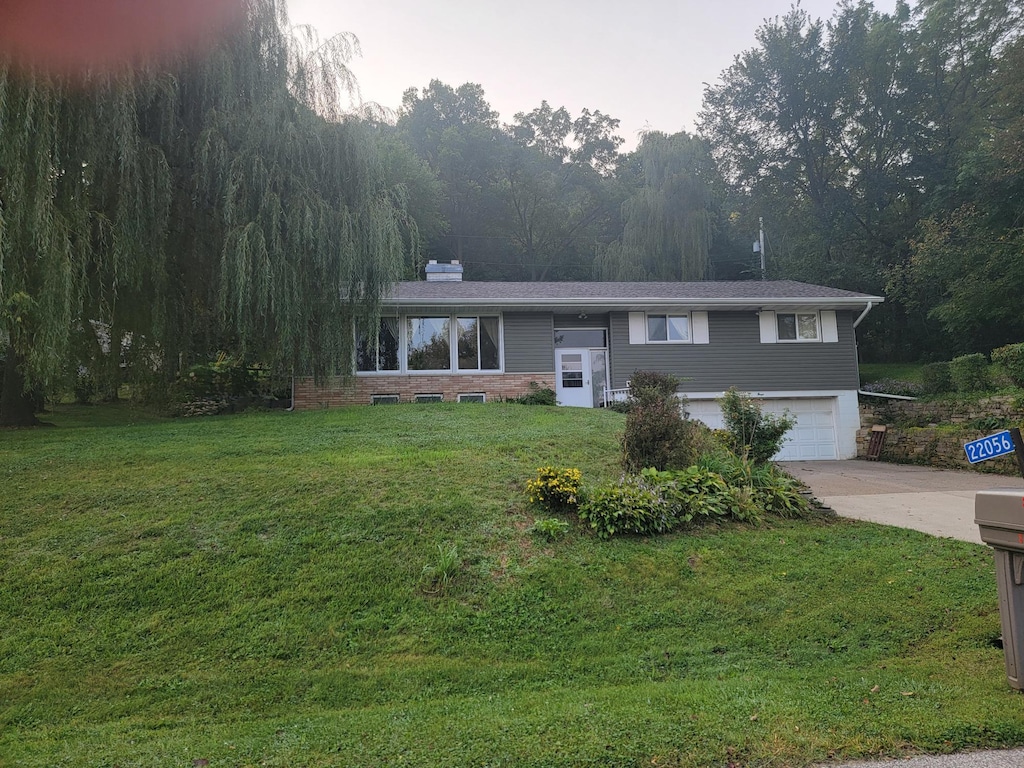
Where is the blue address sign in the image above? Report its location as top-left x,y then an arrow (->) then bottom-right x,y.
964,430 -> 1017,464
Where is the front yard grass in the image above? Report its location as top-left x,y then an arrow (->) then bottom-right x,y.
859,362 -> 927,385
2,403 -> 1023,766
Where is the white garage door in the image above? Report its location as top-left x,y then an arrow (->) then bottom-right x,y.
684,397 -> 838,461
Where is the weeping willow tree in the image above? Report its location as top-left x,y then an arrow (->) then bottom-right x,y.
0,68 -> 158,425
0,0 -> 415,426
594,131 -> 715,282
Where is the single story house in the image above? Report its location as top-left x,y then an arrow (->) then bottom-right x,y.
293,261 -> 883,461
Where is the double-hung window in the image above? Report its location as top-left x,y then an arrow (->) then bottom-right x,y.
776,312 -> 819,342
647,313 -> 690,343
759,310 -> 837,344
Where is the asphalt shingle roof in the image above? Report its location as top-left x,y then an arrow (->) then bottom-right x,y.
388,280 -> 882,306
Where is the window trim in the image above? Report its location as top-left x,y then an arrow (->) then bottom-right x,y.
456,315 -> 501,372
355,316 -> 401,373
645,312 -> 691,344
775,311 -> 821,343
406,316 -> 454,373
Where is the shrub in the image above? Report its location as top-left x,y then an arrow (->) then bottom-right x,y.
992,343 -> 1024,387
719,387 -> 795,464
621,371 -> 697,471
526,467 -> 583,515
695,450 -> 811,519
749,465 -> 812,519
176,353 -> 259,400
949,353 -> 991,392
530,517 -> 571,541
920,362 -> 953,395
629,370 -> 681,406
578,475 -> 670,539
511,381 -> 557,405
641,466 -> 758,524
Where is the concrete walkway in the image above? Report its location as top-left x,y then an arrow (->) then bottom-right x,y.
780,460 -> 1024,768
779,460 -> 1024,544
814,749 -> 1024,768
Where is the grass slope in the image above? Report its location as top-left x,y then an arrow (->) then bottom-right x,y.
2,403 -> 1023,767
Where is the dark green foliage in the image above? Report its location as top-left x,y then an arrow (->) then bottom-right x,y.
622,399 -> 686,472
641,466 -> 759,525
592,131 -> 715,281
604,399 -> 631,414
177,355 -> 259,400
579,458 -> 810,540
950,353 -> 991,392
510,382 -> 557,405
398,81 -> 624,282
991,343 -> 1024,387
967,416 -> 1007,432
577,475 -> 670,539
621,371 -> 698,471
0,2 -> 421,426
628,370 -> 681,405
921,362 -> 953,395
719,387 -> 795,464
695,449 -> 812,519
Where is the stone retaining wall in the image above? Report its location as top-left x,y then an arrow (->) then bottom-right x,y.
856,394 -> 1024,475
859,394 -> 1024,428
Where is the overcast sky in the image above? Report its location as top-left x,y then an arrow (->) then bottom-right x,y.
288,0 -> 903,147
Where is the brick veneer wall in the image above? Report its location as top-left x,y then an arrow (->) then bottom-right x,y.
293,372 -> 556,409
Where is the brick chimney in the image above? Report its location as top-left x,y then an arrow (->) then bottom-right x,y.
424,259 -> 463,282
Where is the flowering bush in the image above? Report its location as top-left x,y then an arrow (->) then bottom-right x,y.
526,467 -> 583,514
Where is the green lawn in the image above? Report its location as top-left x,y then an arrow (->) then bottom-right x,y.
859,362 -> 927,385
2,403 -> 1023,767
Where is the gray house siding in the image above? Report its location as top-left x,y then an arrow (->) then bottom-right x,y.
504,312 -> 554,373
553,313 -> 609,330
608,311 -> 859,391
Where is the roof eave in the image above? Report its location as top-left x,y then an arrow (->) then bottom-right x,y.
383,295 -> 885,310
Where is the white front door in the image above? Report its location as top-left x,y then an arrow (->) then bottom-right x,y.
556,348 -> 609,407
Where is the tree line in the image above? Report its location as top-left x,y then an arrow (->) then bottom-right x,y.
2,0 -> 1022,425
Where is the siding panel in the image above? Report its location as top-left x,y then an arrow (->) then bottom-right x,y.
609,311 -> 859,391
553,313 -> 609,330
505,312 -> 554,373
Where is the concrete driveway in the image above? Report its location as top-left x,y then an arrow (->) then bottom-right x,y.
779,460 -> 1024,544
